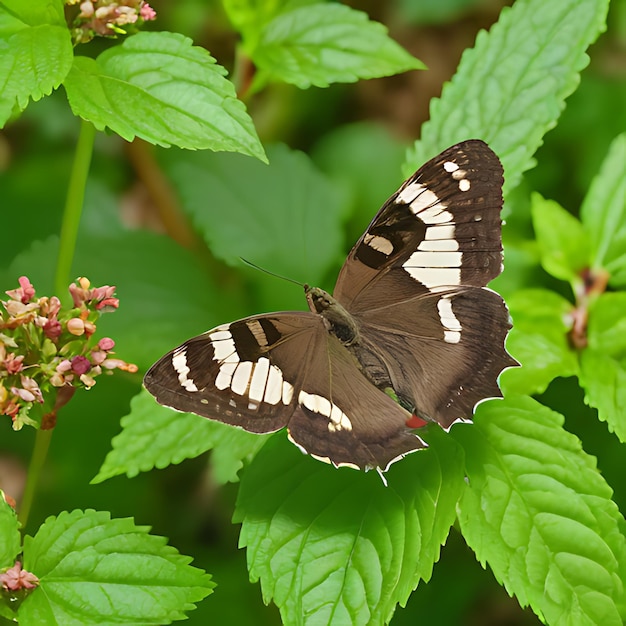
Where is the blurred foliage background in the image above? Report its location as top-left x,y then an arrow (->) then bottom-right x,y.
1,0 -> 625,623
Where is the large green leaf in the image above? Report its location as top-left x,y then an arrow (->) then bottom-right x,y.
161,143 -> 345,287
455,396 -> 626,625
20,510 -> 214,625
580,133 -> 626,287
249,3 -> 424,89
235,430 -> 465,625
0,3 -> 72,126
94,389 -> 268,484
404,0 -> 610,194
63,31 -> 265,159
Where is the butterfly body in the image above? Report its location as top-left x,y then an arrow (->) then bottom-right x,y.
145,140 -> 518,473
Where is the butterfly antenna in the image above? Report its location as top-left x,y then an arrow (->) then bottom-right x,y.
239,258 -> 304,287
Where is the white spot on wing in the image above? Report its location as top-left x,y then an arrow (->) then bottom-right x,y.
402,266 -> 461,289
211,330 -> 239,363
248,357 -> 270,402
364,233 -> 393,255
418,205 -> 453,224
418,238 -> 458,252
443,161 -> 459,172
215,361 -> 238,390
406,250 -> 462,268
424,224 -> 456,240
263,365 -> 283,405
458,178 -> 471,192
231,361 -> 253,395
437,296 -> 462,344
298,391 -> 352,432
282,380 -> 294,405
395,181 -> 424,204
172,349 -> 198,392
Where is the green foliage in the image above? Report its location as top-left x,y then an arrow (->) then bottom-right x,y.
19,509 -> 214,625
2,0 -> 625,624
160,143 -> 345,281
580,133 -> 626,286
94,389 -> 268,484
455,396 -> 626,626
404,0 -> 610,192
64,32 -> 266,158
235,430 -> 465,625
243,3 -> 425,89
0,495 -> 20,567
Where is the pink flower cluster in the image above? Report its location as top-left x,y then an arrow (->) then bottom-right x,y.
67,0 -> 156,44
1,277 -> 137,430
0,562 -> 38,592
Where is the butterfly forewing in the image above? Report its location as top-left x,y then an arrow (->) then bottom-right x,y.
144,313 -> 425,469
334,140 -> 504,308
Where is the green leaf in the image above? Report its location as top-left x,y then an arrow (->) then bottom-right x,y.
222,0 -> 312,37
580,133 -> 626,287
235,431 -> 465,625
162,143 -> 345,285
94,389 -> 268,484
0,0 -> 66,27
0,9 -> 72,126
500,288 -> 578,396
531,193 -> 590,283
587,292 -> 626,357
454,396 -> 626,626
0,492 -> 20,567
249,3 -> 424,89
579,350 -> 626,445
20,509 -> 214,625
63,31 -> 265,160
404,0 -> 610,194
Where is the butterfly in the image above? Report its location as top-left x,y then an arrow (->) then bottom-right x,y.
144,140 -> 518,474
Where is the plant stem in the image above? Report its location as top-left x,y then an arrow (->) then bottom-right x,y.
19,120 -> 96,529
55,119 -> 96,296
18,429 -> 53,529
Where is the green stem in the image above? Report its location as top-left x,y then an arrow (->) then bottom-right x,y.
18,429 -> 53,529
19,120 -> 96,530
54,119 -> 96,296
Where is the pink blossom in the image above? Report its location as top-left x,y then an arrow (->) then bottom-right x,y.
0,562 -> 39,591
5,276 -> 35,304
140,3 -> 156,20
79,1 -> 94,18
67,318 -> 85,336
20,376 -> 43,403
90,350 -> 107,365
56,359 -> 73,373
71,355 -> 91,376
95,297 -> 119,311
11,386 -> 36,403
43,318 -> 62,339
3,353 -> 24,375
98,337 -> 115,351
